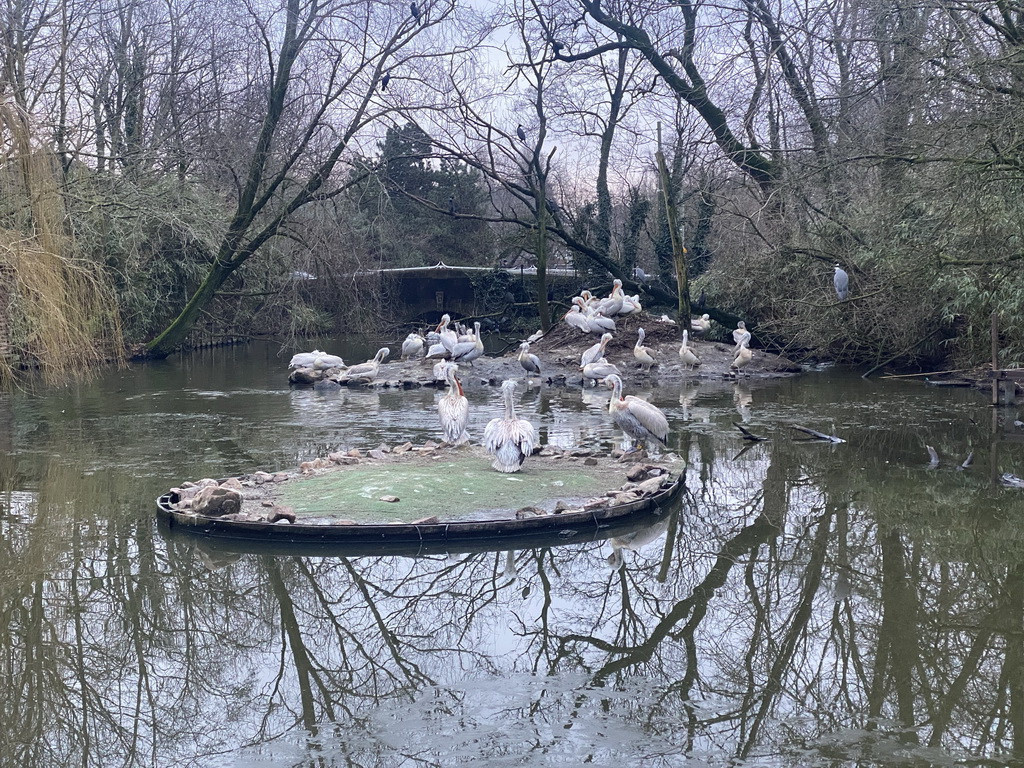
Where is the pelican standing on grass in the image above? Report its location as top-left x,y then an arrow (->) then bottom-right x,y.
484,379 -> 537,473
603,373 -> 670,453
438,363 -> 469,446
634,328 -> 657,371
517,342 -> 541,378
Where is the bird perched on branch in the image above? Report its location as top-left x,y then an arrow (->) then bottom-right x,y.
516,124 -> 527,142
834,264 -> 849,301
380,71 -> 391,91
438,363 -> 469,446
410,1 -> 421,23
484,380 -> 537,472
603,374 -> 670,453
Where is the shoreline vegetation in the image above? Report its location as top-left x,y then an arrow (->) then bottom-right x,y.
2,2 -> 1022,385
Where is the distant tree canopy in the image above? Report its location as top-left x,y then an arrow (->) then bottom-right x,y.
350,123 -> 494,269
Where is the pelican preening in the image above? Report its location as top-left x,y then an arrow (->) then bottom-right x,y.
603,374 -> 670,452
678,330 -> 701,370
437,314 -> 458,355
438,363 -> 469,446
732,321 -> 751,350
633,328 -> 657,371
582,358 -> 621,387
483,380 -> 537,473
690,314 -> 711,336
517,342 -> 541,378
289,350 -> 344,371
340,347 -> 389,384
401,333 -> 425,359
564,303 -> 592,334
452,321 -> 484,365
581,332 -> 613,369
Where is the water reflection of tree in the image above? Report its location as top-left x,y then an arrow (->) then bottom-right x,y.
7,428 -> 1024,765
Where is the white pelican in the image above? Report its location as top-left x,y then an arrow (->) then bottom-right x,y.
564,303 -> 591,334
312,352 -> 345,371
603,373 -> 670,451
633,328 -> 656,371
452,321 -> 485,365
581,332 -> 613,369
732,321 -> 751,350
526,329 -> 544,343
483,379 -> 537,473
438,363 -> 469,445
341,347 -> 389,383
731,342 -> 753,375
596,279 -> 624,316
401,333 -> 425,359
289,350 -> 321,369
678,330 -> 701,370
437,314 -> 458,354
584,307 -> 616,334
621,294 -> 642,315
517,342 -> 541,377
691,314 -> 711,336
582,358 -> 621,387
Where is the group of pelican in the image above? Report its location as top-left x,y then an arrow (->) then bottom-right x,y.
288,348 -> 391,385
563,279 -> 642,335
678,315 -> 755,376
437,362 -> 537,473
402,314 -> 485,368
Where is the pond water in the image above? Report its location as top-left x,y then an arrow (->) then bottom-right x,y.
2,339 -> 1024,767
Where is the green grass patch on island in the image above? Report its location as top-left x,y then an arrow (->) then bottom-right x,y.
278,455 -> 609,522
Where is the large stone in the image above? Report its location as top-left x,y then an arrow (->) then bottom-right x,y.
192,485 -> 243,517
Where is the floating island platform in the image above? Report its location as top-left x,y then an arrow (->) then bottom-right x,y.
157,442 -> 684,556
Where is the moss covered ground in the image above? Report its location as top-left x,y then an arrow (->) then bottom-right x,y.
278,451 -> 608,522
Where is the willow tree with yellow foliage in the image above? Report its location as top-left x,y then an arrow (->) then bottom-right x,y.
0,101 -> 123,385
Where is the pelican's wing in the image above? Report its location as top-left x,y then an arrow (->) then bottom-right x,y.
625,397 -> 670,442
482,417 -> 504,451
514,418 -> 536,457
289,352 -> 317,368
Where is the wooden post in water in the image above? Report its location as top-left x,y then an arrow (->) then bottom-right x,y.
992,311 -> 999,407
